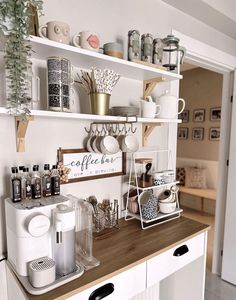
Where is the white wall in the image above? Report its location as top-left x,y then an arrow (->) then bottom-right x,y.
1,0 -> 236,296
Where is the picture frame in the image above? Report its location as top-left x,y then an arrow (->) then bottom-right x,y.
210,107 -> 221,121
179,110 -> 189,123
209,127 -> 220,141
192,127 -> 204,140
58,148 -> 126,184
193,109 -> 205,122
178,127 -> 188,140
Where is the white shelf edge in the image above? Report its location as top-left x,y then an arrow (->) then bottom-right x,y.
30,36 -> 183,81
128,181 -> 180,191
127,208 -> 183,224
0,107 -> 182,123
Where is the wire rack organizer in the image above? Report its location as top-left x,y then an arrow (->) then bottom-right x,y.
125,149 -> 182,229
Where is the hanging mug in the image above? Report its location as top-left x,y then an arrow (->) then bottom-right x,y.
72,31 -> 100,52
38,21 -> 70,45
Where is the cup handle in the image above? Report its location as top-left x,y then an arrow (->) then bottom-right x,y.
38,25 -> 48,39
72,33 -> 81,48
155,104 -> 161,116
178,98 -> 185,114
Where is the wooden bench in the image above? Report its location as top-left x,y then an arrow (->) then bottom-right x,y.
179,186 -> 216,213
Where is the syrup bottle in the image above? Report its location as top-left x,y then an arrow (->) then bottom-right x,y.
31,165 -> 42,199
22,167 -> 32,200
42,164 -> 51,197
51,165 -> 60,195
10,167 -> 21,202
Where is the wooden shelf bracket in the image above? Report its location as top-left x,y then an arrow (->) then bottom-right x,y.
15,116 -> 34,152
142,123 -> 161,147
143,76 -> 166,99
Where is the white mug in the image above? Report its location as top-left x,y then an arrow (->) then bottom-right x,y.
38,21 -> 70,45
141,100 -> 161,118
72,31 -> 100,51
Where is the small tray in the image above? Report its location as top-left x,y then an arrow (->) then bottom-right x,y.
7,261 -> 84,295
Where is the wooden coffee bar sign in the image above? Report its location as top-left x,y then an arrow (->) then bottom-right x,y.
58,148 -> 126,183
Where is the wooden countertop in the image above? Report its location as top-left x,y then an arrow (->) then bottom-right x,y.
19,217 -> 210,300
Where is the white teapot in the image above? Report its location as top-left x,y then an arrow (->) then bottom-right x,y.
158,90 -> 185,119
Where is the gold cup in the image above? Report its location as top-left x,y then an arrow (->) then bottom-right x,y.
89,93 -> 110,115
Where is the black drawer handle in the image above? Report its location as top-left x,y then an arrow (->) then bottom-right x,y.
173,245 -> 189,257
89,283 -> 114,300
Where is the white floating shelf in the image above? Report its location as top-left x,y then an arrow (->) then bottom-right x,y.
127,208 -> 183,224
128,181 -> 180,191
30,36 -> 182,82
0,107 -> 182,123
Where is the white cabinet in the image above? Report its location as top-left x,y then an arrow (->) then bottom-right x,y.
67,262 -> 146,300
147,233 -> 205,287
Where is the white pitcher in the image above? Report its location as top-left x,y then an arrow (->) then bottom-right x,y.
158,90 -> 185,119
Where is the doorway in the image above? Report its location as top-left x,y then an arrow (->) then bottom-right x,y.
177,63 -> 223,271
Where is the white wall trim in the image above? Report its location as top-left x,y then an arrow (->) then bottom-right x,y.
172,30 -> 236,73
172,29 -> 236,275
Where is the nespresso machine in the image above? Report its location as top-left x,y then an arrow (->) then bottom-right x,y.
5,195 -> 84,295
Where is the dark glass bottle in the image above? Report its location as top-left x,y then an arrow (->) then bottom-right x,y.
22,167 -> 32,200
10,167 -> 21,202
51,165 -> 60,195
31,165 -> 42,199
42,164 -> 51,197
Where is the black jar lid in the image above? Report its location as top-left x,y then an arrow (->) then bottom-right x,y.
11,167 -> 18,174
52,165 -> 58,169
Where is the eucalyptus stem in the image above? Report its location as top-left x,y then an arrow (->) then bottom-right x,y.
0,0 -> 43,117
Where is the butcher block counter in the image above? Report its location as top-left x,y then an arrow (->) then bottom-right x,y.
7,217 -> 210,300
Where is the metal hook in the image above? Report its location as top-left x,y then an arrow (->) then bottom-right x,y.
131,123 -> 137,134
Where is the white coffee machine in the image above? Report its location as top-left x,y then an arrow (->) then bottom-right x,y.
5,195 -> 70,277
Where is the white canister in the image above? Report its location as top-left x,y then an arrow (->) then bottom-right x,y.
158,90 -> 185,119
163,170 -> 175,184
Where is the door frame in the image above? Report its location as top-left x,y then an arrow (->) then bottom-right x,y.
172,29 -> 236,275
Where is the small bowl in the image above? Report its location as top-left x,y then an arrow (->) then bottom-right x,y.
158,189 -> 173,203
159,201 -> 176,214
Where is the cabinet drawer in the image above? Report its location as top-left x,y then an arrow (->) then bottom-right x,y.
147,233 -> 205,287
67,262 -> 146,300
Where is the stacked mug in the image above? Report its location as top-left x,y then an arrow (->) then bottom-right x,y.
47,57 -> 73,112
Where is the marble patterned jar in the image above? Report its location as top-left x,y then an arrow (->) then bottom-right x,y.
47,57 -> 73,112
141,33 -> 153,63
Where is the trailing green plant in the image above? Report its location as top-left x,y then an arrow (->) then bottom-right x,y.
0,0 -> 43,116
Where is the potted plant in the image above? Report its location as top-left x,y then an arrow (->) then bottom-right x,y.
0,0 -> 43,117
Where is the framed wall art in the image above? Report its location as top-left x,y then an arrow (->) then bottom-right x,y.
210,107 -> 221,121
57,148 -> 126,183
192,127 -> 204,141
178,127 -> 188,140
179,110 -> 189,123
193,109 -> 205,122
209,127 -> 220,141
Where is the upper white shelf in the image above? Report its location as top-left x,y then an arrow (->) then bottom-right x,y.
30,36 -> 183,82
0,107 -> 182,123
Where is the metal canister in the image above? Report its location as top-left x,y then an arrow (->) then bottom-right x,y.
128,30 -> 141,61
141,33 -> 153,63
153,38 -> 163,65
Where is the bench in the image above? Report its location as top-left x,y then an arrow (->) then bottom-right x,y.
179,186 -> 216,213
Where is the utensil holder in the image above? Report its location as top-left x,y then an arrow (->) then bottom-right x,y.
89,93 -> 110,115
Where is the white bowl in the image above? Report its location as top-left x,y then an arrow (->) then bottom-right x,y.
159,201 -> 176,214
158,189 -> 173,203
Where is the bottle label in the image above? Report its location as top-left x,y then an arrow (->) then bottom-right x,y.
43,176 -> 51,197
32,178 -> 41,199
51,176 -> 60,195
12,179 -> 21,202
25,179 -> 32,199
